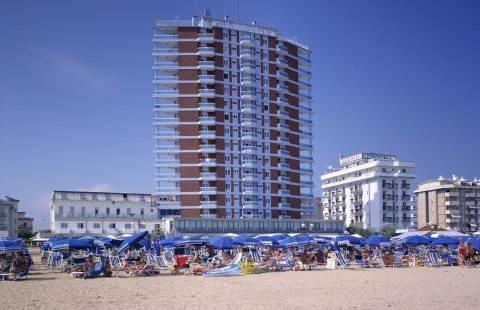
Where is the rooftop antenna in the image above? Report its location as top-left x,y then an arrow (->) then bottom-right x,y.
236,0 -> 240,22
195,0 -> 198,15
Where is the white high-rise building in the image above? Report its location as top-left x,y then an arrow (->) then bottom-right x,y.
153,11 -> 313,220
321,153 -> 416,231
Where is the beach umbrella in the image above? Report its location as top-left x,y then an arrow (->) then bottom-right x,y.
50,238 -> 95,251
253,235 -> 280,246
173,236 -> 208,247
208,236 -> 234,249
431,236 -> 460,246
0,240 -> 25,252
117,231 -> 149,255
335,235 -> 364,245
400,235 -> 431,246
463,236 -> 480,250
278,235 -> 315,247
365,235 -> 390,247
233,235 -> 259,246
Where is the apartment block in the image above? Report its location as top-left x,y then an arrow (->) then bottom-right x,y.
153,12 -> 314,220
49,190 -> 160,235
321,153 -> 416,231
0,196 -> 18,238
415,176 -> 480,233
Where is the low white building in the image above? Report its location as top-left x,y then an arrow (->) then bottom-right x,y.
321,153 -> 416,231
49,190 -> 161,235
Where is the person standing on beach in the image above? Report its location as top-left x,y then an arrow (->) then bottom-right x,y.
458,241 -> 466,267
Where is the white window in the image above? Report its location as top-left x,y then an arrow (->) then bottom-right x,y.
60,223 -> 68,229
77,223 -> 84,229
93,223 -> 100,229
125,223 -> 132,229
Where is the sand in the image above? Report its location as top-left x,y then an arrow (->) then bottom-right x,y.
1,249 -> 479,310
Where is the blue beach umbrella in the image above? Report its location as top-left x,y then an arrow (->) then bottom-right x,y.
117,231 -> 149,255
208,236 -> 234,249
335,235 -> 364,245
431,236 -> 460,246
365,235 -> 390,247
401,235 -> 431,246
50,239 -> 95,251
233,235 -> 259,246
0,239 -> 25,252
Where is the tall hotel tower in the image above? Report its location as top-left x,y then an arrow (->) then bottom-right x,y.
153,12 -> 313,220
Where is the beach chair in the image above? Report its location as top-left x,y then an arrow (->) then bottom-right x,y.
335,251 -> 350,268
427,251 -> 441,267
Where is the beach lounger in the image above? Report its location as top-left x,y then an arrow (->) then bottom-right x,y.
0,272 -> 28,281
335,251 -> 350,268
441,252 -> 456,266
427,251 -> 441,267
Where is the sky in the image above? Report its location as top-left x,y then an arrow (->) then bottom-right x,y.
1,0 -> 479,230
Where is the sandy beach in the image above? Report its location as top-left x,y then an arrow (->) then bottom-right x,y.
1,249 -> 479,310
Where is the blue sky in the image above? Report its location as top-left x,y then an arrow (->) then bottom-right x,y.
1,0 -> 479,229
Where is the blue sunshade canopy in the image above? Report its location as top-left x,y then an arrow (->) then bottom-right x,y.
117,231 -> 149,255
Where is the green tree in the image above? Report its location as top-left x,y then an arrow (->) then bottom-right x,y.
18,229 -> 35,240
346,225 -> 373,237
380,225 -> 397,238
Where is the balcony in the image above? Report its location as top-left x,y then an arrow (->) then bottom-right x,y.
201,201 -> 217,208
239,36 -> 253,46
240,77 -> 254,87
198,33 -> 214,42
277,110 -> 290,119
199,130 -> 216,138
277,149 -> 290,157
276,58 -> 289,68
198,102 -> 216,111
278,203 -> 291,209
198,46 -> 214,56
279,189 -> 290,195
240,50 -> 255,59
153,117 -> 179,124
200,158 -> 216,166
241,118 -> 255,127
153,61 -> 179,69
153,34 -> 179,41
153,75 -> 179,83
277,123 -> 290,131
198,61 -> 215,70
241,160 -> 257,167
298,55 -> 311,63
199,144 -> 216,152
299,130 -> 312,137
277,136 -> 290,144
154,131 -> 179,138
198,89 -> 215,98
242,174 -> 256,181
278,176 -> 290,182
153,89 -> 180,97
240,64 -> 255,73
200,186 -> 217,194
241,104 -> 256,113
276,84 -> 289,94
445,200 -> 460,206
277,163 -> 289,170
445,191 -> 460,197
241,145 -> 257,154
200,172 -> 216,180
153,48 -> 179,55
154,103 -> 179,110
198,74 -> 215,84
241,133 -> 257,141
277,97 -> 290,106
241,91 -> 255,101
199,116 -> 216,125
299,105 -> 312,112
